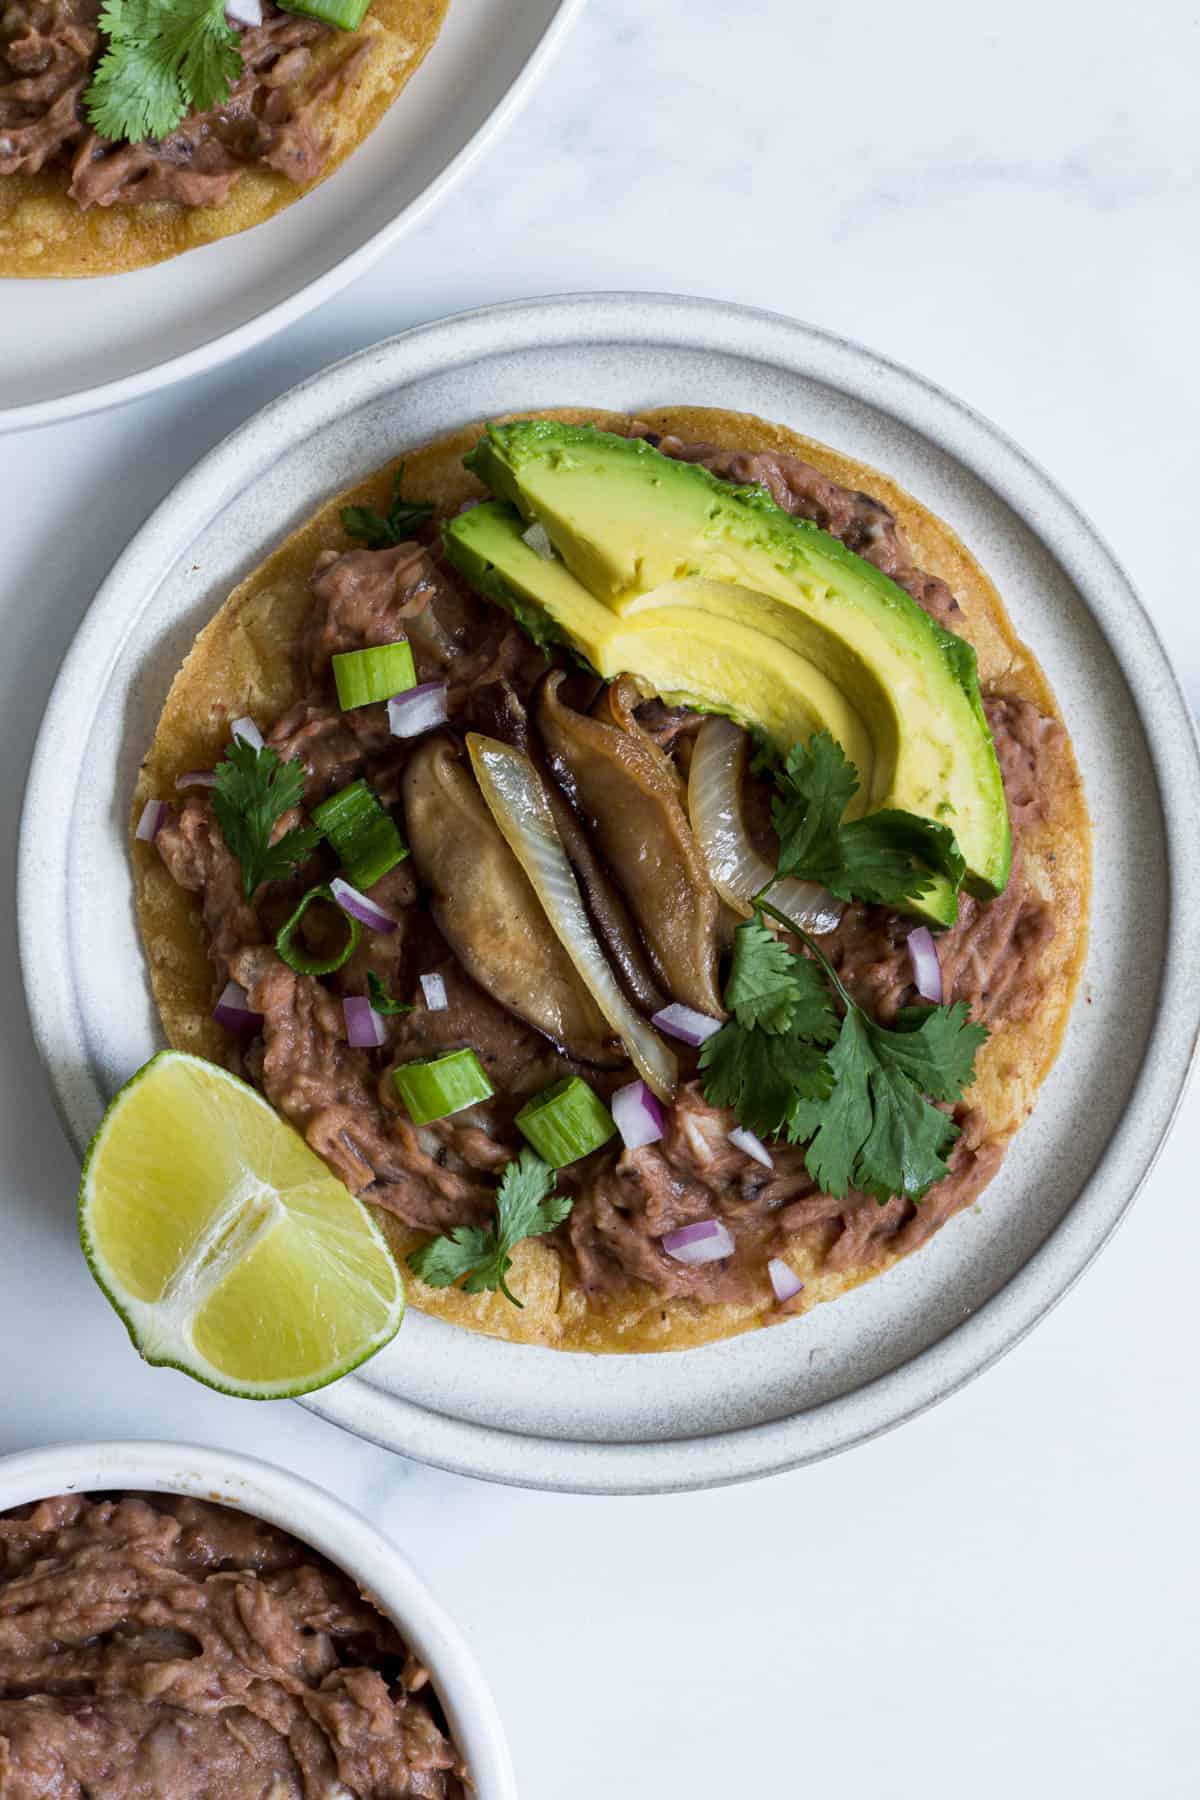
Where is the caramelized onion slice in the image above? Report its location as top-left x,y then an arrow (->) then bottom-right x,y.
687,716 -> 844,935
467,733 -> 678,1101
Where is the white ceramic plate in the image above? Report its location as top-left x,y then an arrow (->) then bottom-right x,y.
18,295 -> 1200,1493
0,0 -> 579,431
0,1439 -> 517,1797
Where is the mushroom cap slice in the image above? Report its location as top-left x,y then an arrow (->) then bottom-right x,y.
402,734 -> 623,1067
536,671 -> 725,1018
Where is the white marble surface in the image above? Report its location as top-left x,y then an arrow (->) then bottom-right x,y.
2,1 -> 1199,1794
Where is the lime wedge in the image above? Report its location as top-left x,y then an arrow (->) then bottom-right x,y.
79,1051 -> 404,1399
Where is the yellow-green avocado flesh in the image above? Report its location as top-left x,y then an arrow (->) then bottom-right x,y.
444,422 -> 1011,921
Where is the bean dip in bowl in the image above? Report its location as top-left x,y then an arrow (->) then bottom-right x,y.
0,1439 -> 515,1798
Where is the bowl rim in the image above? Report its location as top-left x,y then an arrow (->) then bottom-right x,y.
0,1437 -> 517,1798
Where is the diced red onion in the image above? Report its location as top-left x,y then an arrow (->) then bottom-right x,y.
729,1125 -> 773,1169
388,682 -> 449,740
662,1218 -> 735,1265
231,715 -> 264,751
213,979 -> 262,1035
651,1002 -> 723,1047
768,1257 -> 804,1304
420,972 -> 448,1011
907,926 -> 943,1003
343,995 -> 387,1048
175,769 -> 216,790
329,876 -> 399,934
225,0 -> 261,22
611,1079 -> 666,1150
135,798 -> 169,841
521,521 -> 555,560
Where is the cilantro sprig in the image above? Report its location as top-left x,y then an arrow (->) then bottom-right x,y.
701,905 -> 987,1202
698,730 -> 985,1203
408,1149 -> 572,1307
699,920 -> 836,1138
85,0 -> 242,145
771,730 -> 965,908
212,739 -> 323,900
342,466 -> 435,550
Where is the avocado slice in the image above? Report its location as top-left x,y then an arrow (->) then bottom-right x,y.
449,423 -> 1011,909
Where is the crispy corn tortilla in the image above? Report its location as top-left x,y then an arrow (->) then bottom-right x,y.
132,406 -> 1092,1353
0,0 -> 447,278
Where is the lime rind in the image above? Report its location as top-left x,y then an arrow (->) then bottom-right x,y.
79,1051 -> 405,1401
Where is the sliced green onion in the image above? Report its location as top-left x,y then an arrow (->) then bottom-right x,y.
276,883 -> 362,976
393,1048 -> 495,1125
516,1077 -> 616,1167
312,778 -> 408,889
332,641 -> 416,710
278,0 -> 371,30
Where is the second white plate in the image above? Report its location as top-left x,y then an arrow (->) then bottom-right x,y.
0,0 -> 579,430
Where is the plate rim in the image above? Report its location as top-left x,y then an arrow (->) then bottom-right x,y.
18,292 -> 1200,1492
0,0 -> 583,436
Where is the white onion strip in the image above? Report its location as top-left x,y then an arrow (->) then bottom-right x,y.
729,1125 -> 773,1168
225,0 -> 262,23
687,715 -> 843,934
906,926 -> 943,1003
231,715 -> 264,751
467,733 -> 677,1100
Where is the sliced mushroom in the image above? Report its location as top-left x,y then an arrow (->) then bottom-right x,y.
469,680 -> 666,1015
535,670 -> 725,1018
402,734 -> 623,1066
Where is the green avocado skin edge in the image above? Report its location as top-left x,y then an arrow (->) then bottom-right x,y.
451,422 -> 1012,919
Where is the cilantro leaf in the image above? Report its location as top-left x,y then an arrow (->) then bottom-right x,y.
796,1006 -> 876,1197
85,0 -> 241,145
789,982 -> 987,1201
701,916 -> 839,1137
772,728 -> 859,878
800,1006 -> 967,1202
835,810 -> 966,907
700,1015 -> 833,1141
367,971 -> 412,1016
212,738 -> 322,901
769,730 -> 965,911
405,1224 -> 498,1290
407,1150 -> 573,1307
854,1054 -> 960,1203
342,466 -> 434,550
874,1002 -> 989,1103
723,917 -> 837,1036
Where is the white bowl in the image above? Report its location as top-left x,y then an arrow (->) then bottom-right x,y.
0,1438 -> 517,1800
